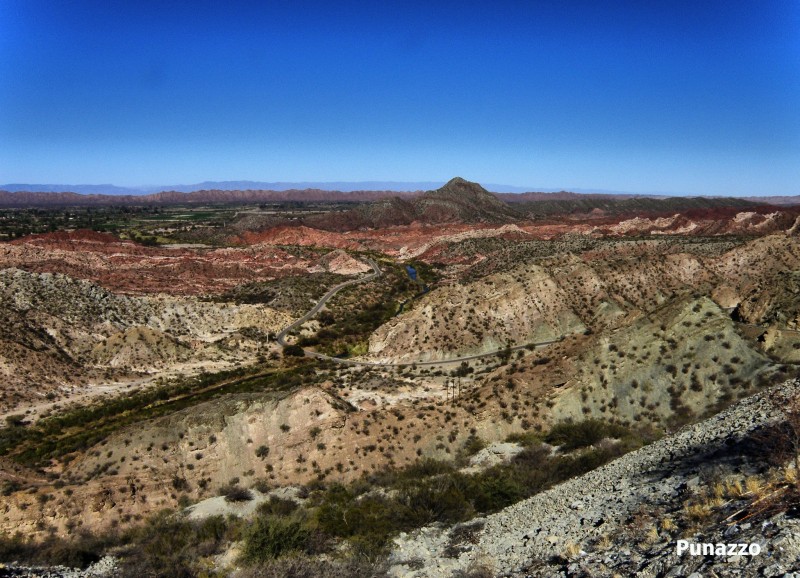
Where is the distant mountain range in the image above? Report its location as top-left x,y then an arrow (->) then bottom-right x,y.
0,183 -> 143,195
0,179 -> 797,209
0,181 -> 541,195
0,180 -> 704,196
0,188 -> 418,208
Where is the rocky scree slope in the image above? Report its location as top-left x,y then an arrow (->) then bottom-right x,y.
389,379 -> 800,577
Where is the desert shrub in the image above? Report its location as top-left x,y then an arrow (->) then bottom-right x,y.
760,390 -> 800,471
120,512 -> 232,578
258,496 -> 298,517
472,467 -> 526,512
316,474 -> 473,557
5,415 -> 26,428
238,554 -> 384,578
253,478 -> 272,493
544,419 -> 632,451
549,446 -> 621,480
443,520 -> 485,558
505,431 -> 541,447
223,485 -> 253,502
461,435 -> 486,458
315,486 -> 398,548
0,531 -> 106,569
171,475 -> 190,492
366,458 -> 454,487
282,344 -> 306,357
396,474 -> 475,527
241,516 -> 315,563
511,444 -> 551,468
1,479 -> 21,496
0,512 -> 236,575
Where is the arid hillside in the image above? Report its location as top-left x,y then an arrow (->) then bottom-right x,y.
368,233 -> 800,362
0,230 -> 368,295
0,268 -> 291,414
1,183 -> 800,577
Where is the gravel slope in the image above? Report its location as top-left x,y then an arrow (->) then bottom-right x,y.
389,379 -> 800,577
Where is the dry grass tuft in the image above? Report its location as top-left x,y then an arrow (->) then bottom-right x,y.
595,534 -> 612,550
725,478 -> 745,498
660,517 -> 677,531
782,465 -> 798,485
744,475 -> 766,498
684,503 -> 712,523
562,541 -> 581,560
642,526 -> 660,544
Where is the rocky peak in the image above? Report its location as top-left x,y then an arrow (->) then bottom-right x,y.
431,177 -> 496,201
415,177 -> 520,223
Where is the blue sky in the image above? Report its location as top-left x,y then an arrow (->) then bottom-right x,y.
1,0 -> 798,195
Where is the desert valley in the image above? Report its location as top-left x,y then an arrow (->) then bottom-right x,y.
0,178 -> 798,577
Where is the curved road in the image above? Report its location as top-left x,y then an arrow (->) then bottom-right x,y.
275,257 -> 383,349
275,257 -> 563,368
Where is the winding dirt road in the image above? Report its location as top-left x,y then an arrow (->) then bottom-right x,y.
275,257 -> 563,368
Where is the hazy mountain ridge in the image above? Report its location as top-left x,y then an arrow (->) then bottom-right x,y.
512,195 -> 762,217
306,177 -> 522,230
2,178 -> 798,210
0,181 -> 634,195
0,188 -> 419,207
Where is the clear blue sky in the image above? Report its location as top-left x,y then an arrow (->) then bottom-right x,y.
1,0 -> 798,195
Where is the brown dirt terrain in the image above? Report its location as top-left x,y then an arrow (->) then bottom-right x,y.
2,182 -> 800,563
232,206 -> 800,260
2,230 -> 342,295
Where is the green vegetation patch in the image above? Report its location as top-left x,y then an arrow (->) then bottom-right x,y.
0,363 -> 314,467
544,418 -> 641,451
218,272 -> 350,315
309,433 -> 646,558
241,515 -> 319,563
118,511 -> 236,577
301,258 -> 438,357
0,419 -> 651,574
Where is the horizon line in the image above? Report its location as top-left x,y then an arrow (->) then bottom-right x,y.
1,180 -> 797,199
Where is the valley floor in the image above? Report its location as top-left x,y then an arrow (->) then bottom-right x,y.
2,186 -> 800,576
